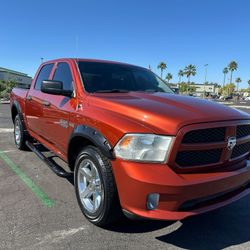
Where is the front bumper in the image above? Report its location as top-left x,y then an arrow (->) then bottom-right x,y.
112,159 -> 250,220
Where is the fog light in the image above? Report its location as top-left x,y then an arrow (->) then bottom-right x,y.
147,193 -> 160,210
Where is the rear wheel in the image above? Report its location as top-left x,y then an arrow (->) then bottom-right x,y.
14,115 -> 29,150
74,146 -> 122,226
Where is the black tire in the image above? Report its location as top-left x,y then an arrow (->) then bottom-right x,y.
74,145 -> 122,226
14,115 -> 29,150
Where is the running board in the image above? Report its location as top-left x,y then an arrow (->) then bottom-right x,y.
25,141 -> 73,177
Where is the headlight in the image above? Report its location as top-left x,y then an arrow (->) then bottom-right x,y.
114,134 -> 174,163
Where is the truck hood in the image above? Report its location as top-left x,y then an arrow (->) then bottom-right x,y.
88,92 -> 250,135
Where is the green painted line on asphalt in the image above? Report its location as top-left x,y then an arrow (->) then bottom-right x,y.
0,151 -> 54,208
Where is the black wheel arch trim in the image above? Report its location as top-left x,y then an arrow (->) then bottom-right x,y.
12,100 -> 25,126
11,100 -> 23,120
12,100 -> 30,138
68,125 -> 114,159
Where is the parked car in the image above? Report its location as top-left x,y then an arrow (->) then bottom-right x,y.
219,95 -> 232,101
10,58 -> 250,226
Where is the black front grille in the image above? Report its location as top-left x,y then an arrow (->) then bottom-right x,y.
176,149 -> 222,167
236,125 -> 250,138
231,141 -> 250,159
182,127 -> 226,144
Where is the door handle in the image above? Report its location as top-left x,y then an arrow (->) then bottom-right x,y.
43,101 -> 51,107
27,95 -> 32,101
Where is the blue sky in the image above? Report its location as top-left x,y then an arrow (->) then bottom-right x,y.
1,0 -> 250,88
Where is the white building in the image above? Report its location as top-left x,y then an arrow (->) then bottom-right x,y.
191,84 -> 220,96
0,67 -> 32,85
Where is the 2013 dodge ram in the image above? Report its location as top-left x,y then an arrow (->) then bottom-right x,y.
10,58 -> 250,226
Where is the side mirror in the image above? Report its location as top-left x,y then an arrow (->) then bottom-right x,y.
41,80 -> 73,97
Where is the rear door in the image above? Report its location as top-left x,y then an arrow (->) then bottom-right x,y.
41,62 -> 76,154
25,63 -> 54,136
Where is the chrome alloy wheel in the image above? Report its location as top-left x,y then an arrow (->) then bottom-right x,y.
14,119 -> 21,145
77,159 -> 103,214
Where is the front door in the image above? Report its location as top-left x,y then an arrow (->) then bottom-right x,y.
41,62 -> 76,155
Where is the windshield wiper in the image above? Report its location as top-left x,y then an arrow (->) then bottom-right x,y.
134,89 -> 158,93
95,89 -> 129,93
144,89 -> 158,92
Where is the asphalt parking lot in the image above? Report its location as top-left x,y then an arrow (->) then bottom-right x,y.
0,102 -> 249,250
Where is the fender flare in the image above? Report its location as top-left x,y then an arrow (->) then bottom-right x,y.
12,100 -> 24,121
11,100 -> 28,131
68,125 -> 114,159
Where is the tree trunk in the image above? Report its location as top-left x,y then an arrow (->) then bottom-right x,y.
223,73 -> 226,87
161,69 -> 163,79
230,70 -> 233,84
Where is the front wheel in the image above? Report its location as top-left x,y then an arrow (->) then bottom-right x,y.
14,115 -> 29,150
74,146 -> 122,226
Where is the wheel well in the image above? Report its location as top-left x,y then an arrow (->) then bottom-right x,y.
68,136 -> 94,171
11,105 -> 18,123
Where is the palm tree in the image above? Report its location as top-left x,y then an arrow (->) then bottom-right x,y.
228,61 -> 238,84
235,77 -> 241,91
165,73 -> 172,83
248,80 -> 250,89
184,64 -> 196,83
157,62 -> 167,79
222,67 -> 228,87
178,70 -> 184,83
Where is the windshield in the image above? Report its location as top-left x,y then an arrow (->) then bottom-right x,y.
77,61 -> 174,94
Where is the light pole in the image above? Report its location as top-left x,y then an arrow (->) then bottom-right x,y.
204,64 -> 208,98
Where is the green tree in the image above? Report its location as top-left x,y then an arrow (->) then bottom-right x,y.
228,61 -> 238,84
0,81 -> 5,93
157,62 -> 167,79
179,82 -> 196,94
178,70 -> 184,83
0,80 -> 16,99
179,82 -> 188,93
235,77 -> 241,91
165,73 -> 172,83
221,83 -> 236,95
222,67 -> 228,87
184,64 -> 196,83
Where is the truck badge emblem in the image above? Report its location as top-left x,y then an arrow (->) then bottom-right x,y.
227,137 -> 236,150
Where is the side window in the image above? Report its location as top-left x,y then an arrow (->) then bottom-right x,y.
34,64 -> 54,90
53,63 -> 73,91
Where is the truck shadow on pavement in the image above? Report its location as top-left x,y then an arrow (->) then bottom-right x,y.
106,197 -> 250,249
156,200 -> 250,250
106,218 -> 174,233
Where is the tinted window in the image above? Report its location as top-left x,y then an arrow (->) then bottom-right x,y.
53,63 -> 73,91
77,62 -> 173,93
34,64 -> 54,90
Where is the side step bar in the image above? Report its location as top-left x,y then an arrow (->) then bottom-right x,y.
25,141 -> 73,177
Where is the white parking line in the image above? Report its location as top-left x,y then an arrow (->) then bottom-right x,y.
0,128 -> 14,133
230,105 -> 250,109
218,101 -> 234,105
1,150 -> 17,153
34,226 -> 86,246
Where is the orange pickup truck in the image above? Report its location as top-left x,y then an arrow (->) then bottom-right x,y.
10,58 -> 250,226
